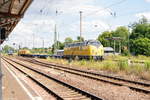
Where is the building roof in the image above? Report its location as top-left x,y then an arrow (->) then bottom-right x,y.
0,0 -> 33,44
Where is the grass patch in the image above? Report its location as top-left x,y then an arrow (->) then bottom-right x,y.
46,55 -> 150,81
118,60 -> 129,71
144,61 -> 150,71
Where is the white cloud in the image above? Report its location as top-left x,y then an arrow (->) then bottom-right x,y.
135,12 -> 150,20
2,0 -> 115,48
47,0 -> 110,17
3,17 -> 56,48
145,0 -> 150,3
67,20 -> 109,40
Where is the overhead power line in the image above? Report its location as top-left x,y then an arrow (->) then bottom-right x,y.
86,0 -> 127,16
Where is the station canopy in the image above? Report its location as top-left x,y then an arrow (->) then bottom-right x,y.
0,0 -> 33,44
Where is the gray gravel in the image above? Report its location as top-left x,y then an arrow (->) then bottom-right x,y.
14,58 -> 150,100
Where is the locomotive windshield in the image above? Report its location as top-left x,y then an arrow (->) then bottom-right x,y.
65,40 -> 102,48
88,41 -> 101,47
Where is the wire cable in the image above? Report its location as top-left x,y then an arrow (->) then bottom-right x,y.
85,0 -> 127,16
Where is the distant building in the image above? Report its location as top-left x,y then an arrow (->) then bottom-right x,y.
53,50 -> 64,58
104,47 -> 114,56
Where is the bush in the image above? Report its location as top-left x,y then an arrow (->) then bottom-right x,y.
122,49 -> 130,56
79,60 -> 87,65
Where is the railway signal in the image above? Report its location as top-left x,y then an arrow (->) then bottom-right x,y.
106,37 -> 122,54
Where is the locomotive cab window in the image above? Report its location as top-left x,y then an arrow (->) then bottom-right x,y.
88,41 -> 101,47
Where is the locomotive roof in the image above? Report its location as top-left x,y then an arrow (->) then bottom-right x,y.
65,40 -> 101,47
67,40 -> 99,45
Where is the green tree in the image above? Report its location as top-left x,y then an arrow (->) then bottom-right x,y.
58,42 -> 65,49
65,37 -> 73,44
130,38 -> 150,56
98,26 -> 129,53
51,41 -> 65,53
2,45 -> 15,53
97,17 -> 150,56
22,47 -> 29,49
112,26 -> 129,39
130,23 -> 150,39
97,31 -> 112,47
130,17 -> 150,56
113,26 -> 129,53
77,36 -> 84,42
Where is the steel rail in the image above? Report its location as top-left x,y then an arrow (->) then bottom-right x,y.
33,58 -> 150,87
3,59 -> 64,100
15,57 -> 150,94
3,57 -> 103,100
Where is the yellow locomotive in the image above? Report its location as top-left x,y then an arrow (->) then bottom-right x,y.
18,49 -> 31,56
64,40 -> 104,60
18,49 -> 49,58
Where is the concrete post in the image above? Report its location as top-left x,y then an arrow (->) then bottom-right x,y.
80,11 -> 82,42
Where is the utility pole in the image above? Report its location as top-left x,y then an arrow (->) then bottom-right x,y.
80,11 -> 82,42
42,39 -> 44,53
42,39 -> 44,49
54,10 -> 58,53
54,24 -> 57,53
32,33 -> 35,49
57,32 -> 59,49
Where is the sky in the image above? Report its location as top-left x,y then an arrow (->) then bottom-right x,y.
2,0 -> 150,49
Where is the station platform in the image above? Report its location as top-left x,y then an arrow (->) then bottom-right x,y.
1,60 -> 40,100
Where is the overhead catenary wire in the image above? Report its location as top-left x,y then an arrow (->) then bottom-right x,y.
13,0 -> 132,48
78,0 -> 127,38
85,0 -> 127,17
32,0 -> 127,38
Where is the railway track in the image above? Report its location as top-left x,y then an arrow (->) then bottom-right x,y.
3,57 -> 103,100
14,57 -> 150,94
